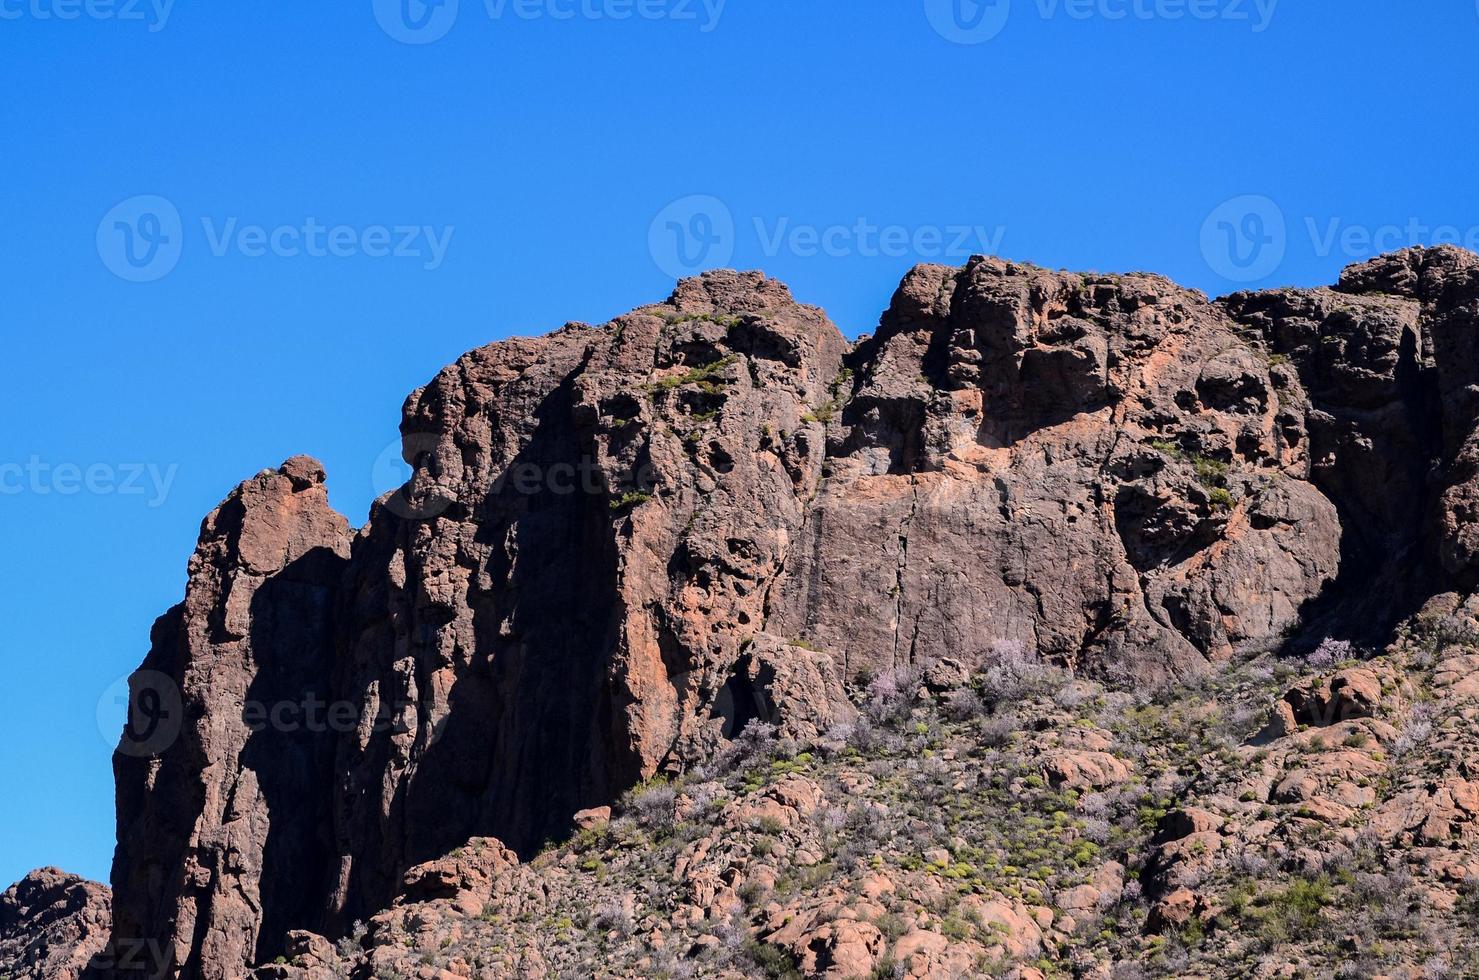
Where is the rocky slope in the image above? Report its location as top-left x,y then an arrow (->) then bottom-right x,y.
241,608 -> 1479,979
7,245 -> 1479,979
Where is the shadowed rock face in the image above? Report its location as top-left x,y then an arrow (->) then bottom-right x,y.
62,248 -> 1479,978
106,457 -> 352,977
1223,246 -> 1479,638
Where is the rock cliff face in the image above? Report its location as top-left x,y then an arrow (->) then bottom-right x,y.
40,246 -> 1479,977
109,457 -> 352,975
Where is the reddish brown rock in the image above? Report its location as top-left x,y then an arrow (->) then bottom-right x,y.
1155,808 -> 1225,844
1372,778 -> 1479,846
572,806 -> 612,830
1146,886 -> 1207,934
770,259 -> 1341,682
88,249 -> 1479,977
1283,666 -> 1388,727
324,272 -> 851,931
0,870 -> 110,980
1042,751 -> 1132,792
1226,247 -> 1479,640
107,458 -> 352,976
398,839 -> 521,917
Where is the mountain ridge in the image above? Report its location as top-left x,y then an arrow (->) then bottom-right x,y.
9,245 -> 1479,979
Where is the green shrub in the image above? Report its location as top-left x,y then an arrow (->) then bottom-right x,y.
873,912 -> 908,943
648,354 -> 739,392
743,939 -> 802,979
1192,454 -> 1230,488
802,368 -> 854,424
1239,876 -> 1333,940
1150,439 -> 1183,459
609,490 -> 654,511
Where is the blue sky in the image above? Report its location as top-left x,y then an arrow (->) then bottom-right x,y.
2,1 -> 1477,888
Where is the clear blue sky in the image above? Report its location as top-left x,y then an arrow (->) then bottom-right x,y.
2,1 -> 1477,889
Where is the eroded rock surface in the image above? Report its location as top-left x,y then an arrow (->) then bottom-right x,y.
771,258 -> 1342,682
0,870 -> 110,980
27,246 -> 1479,978
107,457 -> 352,976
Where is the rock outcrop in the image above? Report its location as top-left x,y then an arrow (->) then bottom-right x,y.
0,870 -> 110,980
771,259 -> 1342,681
19,245 -> 1479,978
106,457 -> 352,975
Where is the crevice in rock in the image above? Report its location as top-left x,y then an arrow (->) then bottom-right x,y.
890,478 -> 921,670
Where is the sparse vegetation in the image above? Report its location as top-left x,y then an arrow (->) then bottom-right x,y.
271,627 -> 1479,979
646,354 -> 740,394
609,490 -> 654,511
802,367 -> 854,425
1150,439 -> 1183,459
1191,453 -> 1230,489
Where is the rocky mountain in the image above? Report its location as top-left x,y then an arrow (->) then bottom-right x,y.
7,245 -> 1479,979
